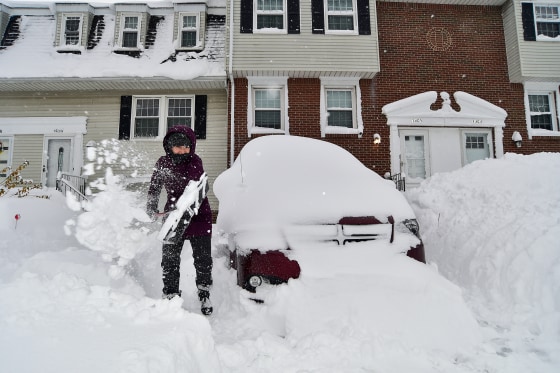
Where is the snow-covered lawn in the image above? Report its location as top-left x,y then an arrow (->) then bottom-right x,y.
1,152 -> 559,372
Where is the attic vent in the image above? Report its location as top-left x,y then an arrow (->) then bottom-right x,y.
145,16 -> 164,49
87,15 -> 105,50
1,16 -> 21,49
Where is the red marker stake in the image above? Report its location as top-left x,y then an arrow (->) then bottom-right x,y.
14,214 -> 20,230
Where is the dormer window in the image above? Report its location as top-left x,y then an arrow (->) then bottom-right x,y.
179,13 -> 199,48
121,15 -> 140,48
62,14 -> 82,46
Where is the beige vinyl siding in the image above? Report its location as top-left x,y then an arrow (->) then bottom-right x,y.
0,91 -> 227,210
12,135 -> 43,183
513,0 -> 560,81
229,0 -> 380,77
503,0 -> 523,82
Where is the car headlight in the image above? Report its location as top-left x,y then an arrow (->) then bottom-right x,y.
248,275 -> 263,288
403,219 -> 421,238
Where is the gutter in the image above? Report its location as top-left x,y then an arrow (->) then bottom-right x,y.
228,0 -> 235,167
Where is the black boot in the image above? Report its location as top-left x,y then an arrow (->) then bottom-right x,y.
197,285 -> 213,316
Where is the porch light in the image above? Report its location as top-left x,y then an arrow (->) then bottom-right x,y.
512,131 -> 522,148
373,133 -> 381,145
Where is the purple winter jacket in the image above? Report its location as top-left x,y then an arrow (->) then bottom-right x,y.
147,125 -> 212,238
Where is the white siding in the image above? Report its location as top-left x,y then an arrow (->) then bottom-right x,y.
12,135 -> 43,183
502,0 -> 523,82
229,0 -> 380,77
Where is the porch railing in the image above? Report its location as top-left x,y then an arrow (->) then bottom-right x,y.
387,173 -> 406,192
56,172 -> 88,203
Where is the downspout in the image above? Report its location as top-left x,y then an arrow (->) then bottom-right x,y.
228,0 -> 236,166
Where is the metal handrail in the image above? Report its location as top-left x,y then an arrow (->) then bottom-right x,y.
56,173 -> 88,203
388,173 -> 406,192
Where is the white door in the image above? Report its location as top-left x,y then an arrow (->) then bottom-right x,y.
462,131 -> 491,165
400,130 -> 430,183
46,139 -> 72,187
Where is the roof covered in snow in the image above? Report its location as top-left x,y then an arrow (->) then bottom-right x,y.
0,0 -> 226,92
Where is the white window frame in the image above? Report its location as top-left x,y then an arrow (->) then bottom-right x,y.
320,77 -> 363,137
131,95 -> 195,139
60,13 -> 83,47
177,12 -> 201,49
324,0 -> 358,35
119,13 -> 142,49
533,3 -> 560,41
253,0 -> 287,34
524,82 -> 560,138
247,76 -> 289,136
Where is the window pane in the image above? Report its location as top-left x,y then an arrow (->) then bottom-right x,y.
328,15 -> 354,30
65,17 -> 80,45
327,90 -> 352,108
255,111 -> 281,129
181,31 -> 197,47
255,89 -> 281,109
136,98 -> 159,116
135,118 -> 159,137
531,114 -> 553,130
168,98 -> 191,117
257,15 -> 284,29
183,15 -> 197,28
536,22 -> 560,38
328,0 -> 353,11
328,111 -> 353,127
258,0 -> 283,11
124,17 -> 138,29
122,32 -> 138,47
529,95 -> 550,112
167,117 -> 192,130
466,136 -> 485,149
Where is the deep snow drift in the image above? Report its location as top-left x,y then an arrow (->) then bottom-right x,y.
1,151 -> 559,372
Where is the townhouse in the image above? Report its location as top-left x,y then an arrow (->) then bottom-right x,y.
0,0 -> 228,210
0,0 -> 558,199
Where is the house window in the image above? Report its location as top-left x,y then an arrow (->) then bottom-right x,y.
325,0 -> 357,33
121,15 -> 140,48
535,5 -> 560,38
326,89 -> 355,128
254,88 -> 282,129
528,92 -> 557,131
62,15 -> 82,46
255,0 -> 286,31
179,13 -> 199,48
132,96 -> 194,138
320,77 -> 362,136
247,76 -> 288,135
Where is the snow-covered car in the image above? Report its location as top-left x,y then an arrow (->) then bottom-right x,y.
213,135 -> 425,293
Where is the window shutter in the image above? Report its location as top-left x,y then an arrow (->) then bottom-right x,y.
357,0 -> 371,35
119,96 -> 132,140
311,0 -> 324,34
240,0 -> 253,33
287,0 -> 300,34
195,95 -> 207,140
521,2 -> 536,41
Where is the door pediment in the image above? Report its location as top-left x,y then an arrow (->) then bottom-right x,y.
382,91 -> 507,127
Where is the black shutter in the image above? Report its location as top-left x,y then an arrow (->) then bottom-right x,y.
521,2 -> 536,41
119,96 -> 132,140
311,0 -> 324,34
195,95 -> 207,140
357,0 -> 371,35
287,0 -> 300,34
240,0 -> 253,33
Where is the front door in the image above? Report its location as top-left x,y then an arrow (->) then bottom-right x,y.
45,139 -> 72,187
400,130 -> 430,184
463,131 -> 491,165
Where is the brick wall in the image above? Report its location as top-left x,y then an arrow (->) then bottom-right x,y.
226,2 -> 559,174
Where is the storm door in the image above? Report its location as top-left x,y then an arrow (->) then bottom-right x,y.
400,130 -> 430,183
46,139 -> 72,187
